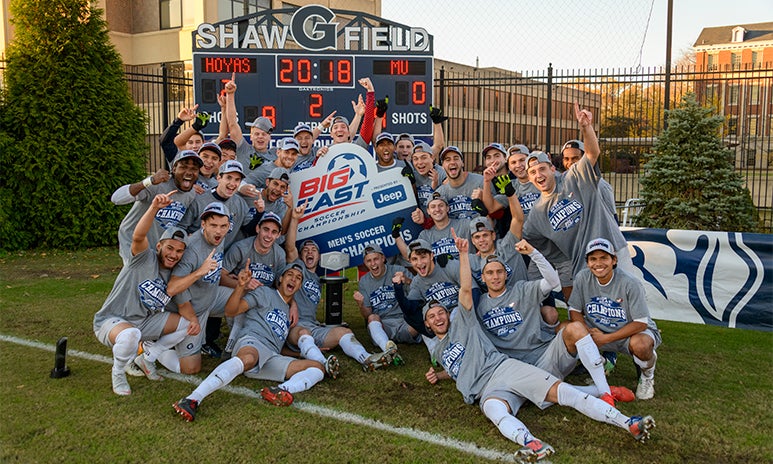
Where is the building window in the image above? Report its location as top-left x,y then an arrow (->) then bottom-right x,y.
745,149 -> 756,168
218,0 -> 270,21
707,54 -> 716,71
160,0 -> 182,29
728,84 -> 740,105
749,85 -> 760,104
748,116 -> 758,137
727,116 -> 738,136
731,53 -> 741,70
732,26 -> 745,43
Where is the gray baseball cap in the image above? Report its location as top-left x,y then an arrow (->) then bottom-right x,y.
561,139 -> 585,154
246,116 -> 273,133
422,299 -> 448,320
267,167 -> 291,183
526,151 -> 552,167
159,226 -> 188,246
408,239 -> 433,256
375,132 -> 394,145
469,217 -> 494,235
507,144 -> 530,159
258,211 -> 283,231
586,238 -> 616,256
413,141 -> 433,154
280,137 -> 300,152
362,242 -> 384,257
218,160 -> 245,177
440,146 -> 463,162
173,150 -> 203,167
199,201 -> 230,221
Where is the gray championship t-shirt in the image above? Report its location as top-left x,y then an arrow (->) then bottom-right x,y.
358,264 -> 413,321
222,237 -> 286,286
171,229 -> 225,314
239,285 -> 292,352
435,172 -> 484,220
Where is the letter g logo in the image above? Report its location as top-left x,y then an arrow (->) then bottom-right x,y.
290,5 -> 337,51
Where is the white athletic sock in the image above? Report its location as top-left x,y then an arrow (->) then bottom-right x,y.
339,332 -> 369,364
576,334 -> 611,395
157,349 -> 181,373
634,350 -> 657,378
112,328 -> 141,373
482,399 -> 533,446
556,382 -> 629,430
279,366 -> 324,394
224,314 -> 245,353
188,357 -> 244,403
298,334 -> 326,364
573,384 -> 601,396
144,318 -> 190,362
368,321 -> 390,351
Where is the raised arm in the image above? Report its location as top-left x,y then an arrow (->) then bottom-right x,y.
131,191 -> 175,256
284,200 -> 307,262
224,74 -> 243,145
453,228 -> 473,312
224,259 -> 252,317
575,102 -> 600,166
429,106 -> 448,156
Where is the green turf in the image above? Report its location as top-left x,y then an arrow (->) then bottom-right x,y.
1,248 -> 771,463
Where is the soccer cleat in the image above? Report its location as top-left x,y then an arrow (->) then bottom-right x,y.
611,385 -> 636,403
628,415 -> 656,442
599,392 -> 616,407
384,340 -> 404,366
260,386 -> 294,406
134,354 -> 164,381
111,370 -> 131,396
636,376 -> 655,400
173,398 -> 199,422
124,360 -> 145,377
362,351 -> 392,372
325,355 -> 340,379
515,438 -> 555,462
201,342 -> 222,359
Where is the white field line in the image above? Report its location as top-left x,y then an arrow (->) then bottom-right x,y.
1,333 -> 517,463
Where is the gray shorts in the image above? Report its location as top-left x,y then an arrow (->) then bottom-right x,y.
236,336 -> 293,382
380,317 -> 422,344
94,313 -> 171,347
175,287 -> 233,357
534,328 -> 578,380
599,328 -> 662,355
527,259 -> 573,288
479,358 -> 559,412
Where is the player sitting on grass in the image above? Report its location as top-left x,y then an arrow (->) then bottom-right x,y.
173,261 -> 324,421
569,238 -> 661,400
424,231 -> 655,461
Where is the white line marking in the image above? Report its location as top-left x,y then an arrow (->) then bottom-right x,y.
1,333 -> 516,462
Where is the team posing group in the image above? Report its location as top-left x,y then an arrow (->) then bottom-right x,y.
94,74 -> 660,461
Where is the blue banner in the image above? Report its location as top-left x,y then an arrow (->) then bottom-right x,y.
622,228 -> 772,331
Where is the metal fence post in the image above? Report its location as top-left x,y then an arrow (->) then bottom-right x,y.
545,63 -> 553,152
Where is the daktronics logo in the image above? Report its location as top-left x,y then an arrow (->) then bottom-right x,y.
297,153 -> 369,217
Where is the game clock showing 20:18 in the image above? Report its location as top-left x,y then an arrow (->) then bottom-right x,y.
193,53 -> 434,137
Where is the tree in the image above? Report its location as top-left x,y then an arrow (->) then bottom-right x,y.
637,93 -> 759,232
0,0 -> 147,251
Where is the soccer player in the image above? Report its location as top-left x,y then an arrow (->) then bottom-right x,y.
172,261 -> 324,421
424,232 -> 655,460
353,242 -> 421,364
112,150 -> 202,265
569,238 -> 661,400
434,146 -> 484,220
94,192 -> 203,395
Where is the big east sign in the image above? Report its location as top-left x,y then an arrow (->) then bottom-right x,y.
289,144 -> 421,267
195,4 -> 432,53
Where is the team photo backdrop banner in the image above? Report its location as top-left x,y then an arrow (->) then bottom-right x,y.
622,228 -> 772,331
290,143 -> 422,268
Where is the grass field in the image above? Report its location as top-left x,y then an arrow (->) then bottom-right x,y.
1,248 -> 772,463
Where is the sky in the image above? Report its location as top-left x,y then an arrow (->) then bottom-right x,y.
380,0 -> 772,71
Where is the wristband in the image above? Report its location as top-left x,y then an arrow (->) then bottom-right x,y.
142,177 -> 153,188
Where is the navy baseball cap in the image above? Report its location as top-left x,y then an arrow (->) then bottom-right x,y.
293,123 -> 313,137
159,226 -> 188,246
481,143 -> 507,157
198,142 -> 222,159
375,132 -> 394,145
440,146 -> 463,162
561,139 -> 585,154
258,211 -> 283,231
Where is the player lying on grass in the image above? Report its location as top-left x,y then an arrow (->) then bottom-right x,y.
424,230 -> 655,461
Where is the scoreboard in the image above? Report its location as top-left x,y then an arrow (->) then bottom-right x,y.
192,6 -> 434,138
